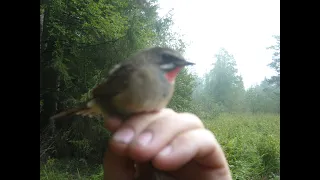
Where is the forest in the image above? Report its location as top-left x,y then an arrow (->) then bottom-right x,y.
40,0 -> 280,179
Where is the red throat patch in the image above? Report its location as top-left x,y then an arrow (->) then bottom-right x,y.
165,67 -> 181,83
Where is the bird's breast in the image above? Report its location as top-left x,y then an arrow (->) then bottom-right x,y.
116,66 -> 174,113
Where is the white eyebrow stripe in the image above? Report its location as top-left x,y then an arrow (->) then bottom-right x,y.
160,63 -> 175,70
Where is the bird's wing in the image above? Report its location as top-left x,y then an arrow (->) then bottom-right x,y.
91,63 -> 137,117
92,63 -> 134,98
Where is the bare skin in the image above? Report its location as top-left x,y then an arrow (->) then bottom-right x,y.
103,108 -> 232,180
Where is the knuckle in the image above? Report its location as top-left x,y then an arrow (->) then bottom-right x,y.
203,129 -> 218,144
163,108 -> 175,115
177,132 -> 194,145
181,112 -> 204,128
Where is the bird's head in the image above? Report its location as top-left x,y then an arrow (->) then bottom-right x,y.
135,47 -> 195,84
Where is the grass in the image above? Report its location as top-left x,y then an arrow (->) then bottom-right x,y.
40,158 -> 103,180
40,113 -> 280,180
204,113 -> 280,180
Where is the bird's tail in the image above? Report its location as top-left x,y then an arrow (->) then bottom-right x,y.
50,99 -> 99,120
50,106 -> 88,120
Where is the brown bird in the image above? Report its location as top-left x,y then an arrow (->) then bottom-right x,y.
51,47 -> 194,179
50,47 -> 194,121
51,47 -> 193,179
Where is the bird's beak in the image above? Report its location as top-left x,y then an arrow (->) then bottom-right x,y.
182,60 -> 195,66
174,59 -> 195,67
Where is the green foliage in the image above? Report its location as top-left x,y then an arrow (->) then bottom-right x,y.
41,113 -> 280,180
41,0 -> 280,178
192,43 -> 280,117
53,117 -> 111,163
40,0 -> 195,165
266,35 -> 280,87
207,49 -> 245,112
168,68 -> 197,112
192,48 -> 246,117
205,113 -> 280,180
245,79 -> 280,113
40,100 -> 44,113
40,158 -> 103,180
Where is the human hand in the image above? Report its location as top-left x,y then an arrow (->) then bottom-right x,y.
102,109 -> 232,180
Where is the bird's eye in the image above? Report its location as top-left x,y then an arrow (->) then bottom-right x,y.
161,53 -> 179,63
160,52 -> 184,71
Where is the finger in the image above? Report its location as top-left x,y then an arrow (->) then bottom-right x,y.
127,112 -> 204,162
109,108 -> 174,157
102,109 -> 162,133
103,149 -> 135,180
152,129 -> 229,172
103,117 -> 122,133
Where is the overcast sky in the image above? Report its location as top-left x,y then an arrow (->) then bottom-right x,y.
157,0 -> 280,89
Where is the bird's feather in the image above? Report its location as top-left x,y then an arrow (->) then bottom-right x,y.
50,99 -> 101,120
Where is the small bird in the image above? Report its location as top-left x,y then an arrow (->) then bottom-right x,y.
51,47 -> 193,180
50,47 -> 195,121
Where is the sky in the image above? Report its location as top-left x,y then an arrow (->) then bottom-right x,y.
157,0 -> 280,89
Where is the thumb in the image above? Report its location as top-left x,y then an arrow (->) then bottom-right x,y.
103,148 -> 135,180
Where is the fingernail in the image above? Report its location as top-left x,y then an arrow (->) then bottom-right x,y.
159,145 -> 172,156
113,128 -> 134,144
137,131 -> 153,146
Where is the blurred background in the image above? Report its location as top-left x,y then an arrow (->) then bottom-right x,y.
40,0 -> 280,179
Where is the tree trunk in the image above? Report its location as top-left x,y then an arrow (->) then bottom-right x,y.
40,0 -> 59,132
